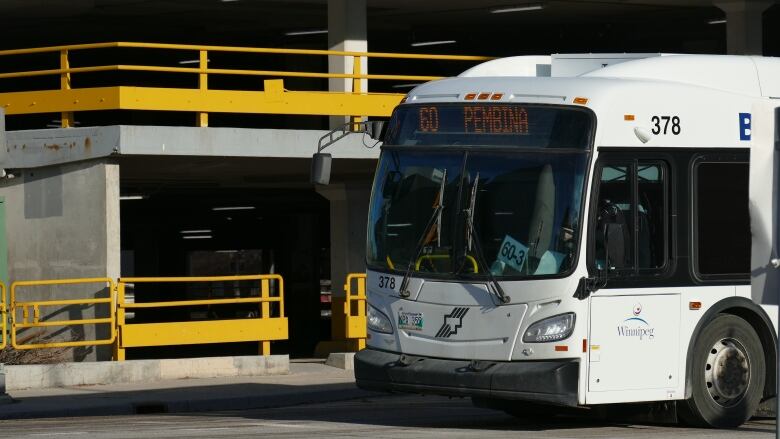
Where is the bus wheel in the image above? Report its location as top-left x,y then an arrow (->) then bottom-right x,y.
680,314 -> 765,428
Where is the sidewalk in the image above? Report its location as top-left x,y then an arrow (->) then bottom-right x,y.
0,363 -> 372,420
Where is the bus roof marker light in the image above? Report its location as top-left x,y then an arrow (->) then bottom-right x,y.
491,3 -> 544,13
477,92 -> 491,100
464,93 -> 477,100
573,97 -> 588,105
491,93 -> 504,100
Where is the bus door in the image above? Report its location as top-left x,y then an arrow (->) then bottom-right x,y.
749,102 -> 780,319
586,155 -> 682,401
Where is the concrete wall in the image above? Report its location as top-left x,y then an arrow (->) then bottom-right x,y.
0,158 -> 120,361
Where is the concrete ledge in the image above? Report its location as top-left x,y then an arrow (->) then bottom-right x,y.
326,352 -> 355,370
6,355 -> 289,391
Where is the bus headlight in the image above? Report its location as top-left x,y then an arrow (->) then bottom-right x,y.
368,305 -> 394,334
522,313 -> 575,343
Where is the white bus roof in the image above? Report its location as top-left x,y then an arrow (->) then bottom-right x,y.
452,54 -> 780,98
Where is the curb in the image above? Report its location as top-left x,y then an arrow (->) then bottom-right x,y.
6,355 -> 289,391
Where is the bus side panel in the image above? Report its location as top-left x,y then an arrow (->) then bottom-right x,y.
588,294 -> 680,394
749,102 -> 779,310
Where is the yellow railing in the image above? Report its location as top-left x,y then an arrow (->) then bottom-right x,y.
344,273 -> 367,350
10,278 -> 116,350
0,282 -> 6,350
0,42 -> 492,127
114,275 -> 287,361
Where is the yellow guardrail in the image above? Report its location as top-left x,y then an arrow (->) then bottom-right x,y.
344,273 -> 367,350
0,282 -> 6,350
114,275 -> 287,360
10,278 -> 116,350
0,42 -> 492,127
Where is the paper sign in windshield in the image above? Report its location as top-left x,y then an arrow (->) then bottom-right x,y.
497,235 -> 528,273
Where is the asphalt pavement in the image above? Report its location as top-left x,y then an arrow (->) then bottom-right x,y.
0,362 -> 774,438
0,394 -> 774,438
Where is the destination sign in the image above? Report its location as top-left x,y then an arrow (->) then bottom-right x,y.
383,103 -> 593,149
418,105 -> 529,135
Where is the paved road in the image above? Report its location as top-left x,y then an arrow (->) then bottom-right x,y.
0,394 -> 773,438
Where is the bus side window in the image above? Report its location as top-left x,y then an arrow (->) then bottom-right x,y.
595,164 -> 634,271
693,161 -> 750,279
593,160 -> 669,276
637,164 -> 667,270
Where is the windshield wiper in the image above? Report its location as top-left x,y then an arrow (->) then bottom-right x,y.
463,173 -> 511,305
398,169 -> 447,298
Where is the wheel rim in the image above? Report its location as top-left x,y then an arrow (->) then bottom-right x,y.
704,337 -> 751,407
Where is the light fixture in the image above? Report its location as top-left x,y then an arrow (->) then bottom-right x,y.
491,3 -> 544,13
179,59 -> 209,65
708,19 -> 727,25
212,206 -> 255,211
180,229 -> 212,234
182,235 -> 212,239
216,250 -> 239,253
285,29 -> 328,36
411,40 -> 456,47
120,195 -> 147,201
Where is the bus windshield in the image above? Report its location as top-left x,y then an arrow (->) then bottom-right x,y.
367,104 -> 593,279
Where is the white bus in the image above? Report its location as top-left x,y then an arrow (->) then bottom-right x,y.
352,54 -> 780,428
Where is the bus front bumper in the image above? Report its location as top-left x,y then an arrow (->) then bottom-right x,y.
355,348 -> 579,407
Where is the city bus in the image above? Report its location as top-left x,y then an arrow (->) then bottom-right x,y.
352,54 -> 780,428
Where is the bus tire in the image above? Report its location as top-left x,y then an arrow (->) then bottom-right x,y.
680,314 -> 765,428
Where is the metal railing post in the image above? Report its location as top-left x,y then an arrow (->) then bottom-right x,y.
0,283 -> 6,350
197,49 -> 208,127
59,49 -> 74,128
356,276 -> 366,350
350,55 -> 362,131
113,281 -> 126,361
260,278 -> 271,356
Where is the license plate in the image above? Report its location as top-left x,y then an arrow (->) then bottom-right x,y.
398,312 -> 424,331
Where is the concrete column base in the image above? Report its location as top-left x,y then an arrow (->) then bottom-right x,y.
326,352 -> 355,370
0,364 -> 11,404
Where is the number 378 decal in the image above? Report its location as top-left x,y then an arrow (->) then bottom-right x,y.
651,115 -> 681,135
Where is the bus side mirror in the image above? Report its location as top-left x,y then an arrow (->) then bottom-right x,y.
310,153 -> 332,185
367,121 -> 385,141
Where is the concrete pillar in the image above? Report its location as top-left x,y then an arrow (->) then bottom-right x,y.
0,158 -> 120,361
328,0 -> 367,128
316,183 -> 371,343
714,0 -> 773,55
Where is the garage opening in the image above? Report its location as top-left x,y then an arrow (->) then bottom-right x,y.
118,155 -> 337,358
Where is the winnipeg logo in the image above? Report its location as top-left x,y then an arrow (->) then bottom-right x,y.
435,307 -> 469,338
617,303 -> 655,341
